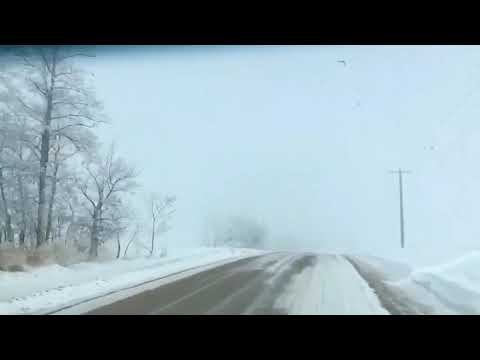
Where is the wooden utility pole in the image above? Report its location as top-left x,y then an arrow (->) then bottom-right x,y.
389,169 -> 411,249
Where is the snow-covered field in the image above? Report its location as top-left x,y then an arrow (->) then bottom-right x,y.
276,255 -> 389,315
0,247 -> 262,315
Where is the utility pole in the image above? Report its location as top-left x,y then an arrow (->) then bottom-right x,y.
389,169 -> 411,249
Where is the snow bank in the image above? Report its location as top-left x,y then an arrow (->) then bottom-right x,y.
410,251 -> 480,292
391,251 -> 480,314
351,255 -> 412,282
0,247 -> 263,315
348,244 -> 480,269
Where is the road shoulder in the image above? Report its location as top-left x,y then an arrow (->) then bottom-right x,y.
346,256 -> 436,315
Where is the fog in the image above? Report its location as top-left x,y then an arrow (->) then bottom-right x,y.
81,45 -> 480,266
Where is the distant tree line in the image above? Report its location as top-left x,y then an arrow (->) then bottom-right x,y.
204,214 -> 267,249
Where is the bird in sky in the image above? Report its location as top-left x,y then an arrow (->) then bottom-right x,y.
337,60 -> 347,66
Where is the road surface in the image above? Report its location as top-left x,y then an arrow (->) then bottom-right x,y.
78,252 -> 427,315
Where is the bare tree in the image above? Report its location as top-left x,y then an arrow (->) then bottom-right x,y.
77,144 -> 137,259
0,168 -> 13,244
8,46 -> 105,248
0,88 -> 40,248
0,111 -> 26,245
148,193 -> 176,256
102,201 -> 132,259
44,132 -> 86,244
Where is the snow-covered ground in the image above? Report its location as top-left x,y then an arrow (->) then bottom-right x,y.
6,244 -> 480,315
0,247 -> 262,315
275,255 -> 389,315
390,251 -> 480,314
354,255 -> 413,281
360,251 -> 480,314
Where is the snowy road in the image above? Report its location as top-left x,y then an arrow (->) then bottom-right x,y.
80,253 -> 391,315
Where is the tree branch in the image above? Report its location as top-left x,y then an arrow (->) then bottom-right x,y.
28,78 -> 48,96
16,96 -> 41,120
51,113 -> 96,121
51,122 -> 96,134
78,184 -> 96,209
57,53 -> 95,63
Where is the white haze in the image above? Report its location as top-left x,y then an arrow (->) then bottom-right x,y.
81,45 -> 480,266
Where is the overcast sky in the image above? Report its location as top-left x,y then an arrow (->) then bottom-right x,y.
81,45 -> 480,266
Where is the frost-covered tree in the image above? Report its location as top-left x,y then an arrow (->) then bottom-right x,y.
0,48 -> 156,267
2,46 -> 105,248
0,114 -> 15,243
148,193 -> 176,256
0,108 -> 38,246
77,144 -> 137,258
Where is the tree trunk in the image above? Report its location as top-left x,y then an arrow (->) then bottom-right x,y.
55,216 -> 62,244
37,146 -> 48,247
45,160 -> 59,243
116,232 -> 121,259
19,230 -> 25,247
124,227 -> 139,258
65,223 -> 72,247
89,205 -> 101,259
124,239 -> 133,258
36,56 -> 56,248
0,168 -> 14,244
17,175 -> 26,247
151,217 -> 155,256
15,149 -> 27,248
65,202 -> 75,247
89,221 -> 99,258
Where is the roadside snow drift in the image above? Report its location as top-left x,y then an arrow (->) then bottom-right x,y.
352,255 -> 413,282
392,251 -> 480,314
0,247 -> 261,315
411,251 -> 480,292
